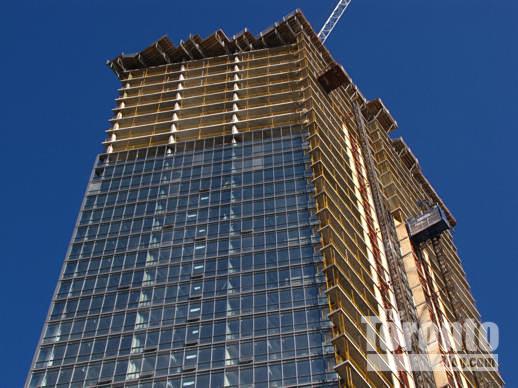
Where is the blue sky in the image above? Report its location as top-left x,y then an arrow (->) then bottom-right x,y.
0,0 -> 516,386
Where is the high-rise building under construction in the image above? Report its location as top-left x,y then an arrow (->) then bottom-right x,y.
27,10 -> 502,388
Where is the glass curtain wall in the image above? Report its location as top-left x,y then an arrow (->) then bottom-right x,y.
29,125 -> 338,387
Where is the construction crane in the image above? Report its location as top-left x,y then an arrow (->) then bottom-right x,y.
318,0 -> 352,43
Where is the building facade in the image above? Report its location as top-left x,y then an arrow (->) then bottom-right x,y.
27,10 -> 502,388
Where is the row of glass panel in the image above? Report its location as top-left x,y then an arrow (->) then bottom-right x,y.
30,354 -> 337,387
96,126 -> 306,165
43,304 -> 328,346
37,328 -> 331,369
77,209 -> 313,250
63,243 -> 317,278
84,176 -> 308,212
50,282 -> 325,321
57,261 -> 321,300
44,300 -> 331,353
76,208 -> 312,245
79,189 -> 311,227
96,144 -> 305,181
71,226 -> 314,263
92,163 -> 308,204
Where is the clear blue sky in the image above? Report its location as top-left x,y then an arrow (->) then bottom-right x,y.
0,0 -> 516,386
